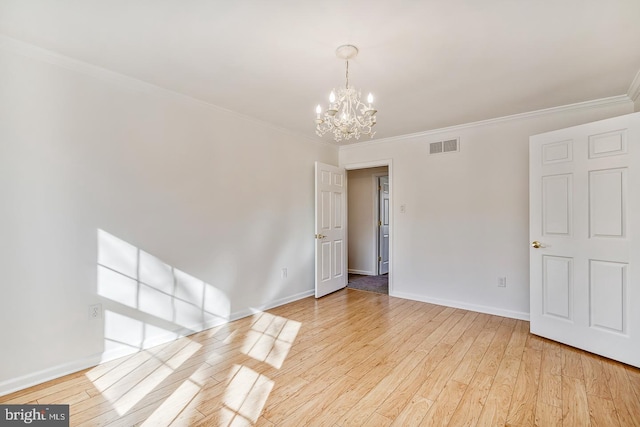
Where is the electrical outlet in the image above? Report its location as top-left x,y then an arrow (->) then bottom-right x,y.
281,268 -> 288,279
498,277 -> 507,287
89,304 -> 102,320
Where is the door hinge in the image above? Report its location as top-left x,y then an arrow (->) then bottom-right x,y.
378,220 -> 382,226
378,256 -> 382,261
378,185 -> 382,191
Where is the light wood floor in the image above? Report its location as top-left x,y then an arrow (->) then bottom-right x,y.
2,289 -> 640,426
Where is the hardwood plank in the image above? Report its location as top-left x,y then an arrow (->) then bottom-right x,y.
450,328 -> 495,384
562,375 -> 590,426
535,401 -> 562,427
440,310 -> 479,347
375,342 -> 452,419
273,374 -> 354,427
361,412 -> 393,427
537,341 -> 562,408
602,358 -> 640,426
416,313 -> 489,403
562,346 -> 585,380
389,396 -> 433,427
581,353 -> 612,399
338,350 -> 427,426
476,323 -> 515,377
476,320 -> 529,427
446,371 -> 493,426
37,389 -> 91,406
505,346 -> 542,427
626,365 -> 640,402
311,361 -> 403,425
587,394 -> 621,427
418,380 -> 467,427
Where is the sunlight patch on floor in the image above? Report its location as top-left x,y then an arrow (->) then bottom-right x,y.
140,379 -> 202,426
241,312 -> 301,369
222,365 -> 274,426
88,337 -> 202,416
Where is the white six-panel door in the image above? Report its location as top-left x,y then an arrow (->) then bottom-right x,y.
378,176 -> 390,275
315,162 -> 347,298
530,112 -> 640,368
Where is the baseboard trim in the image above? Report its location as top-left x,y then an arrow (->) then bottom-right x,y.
229,289 -> 315,320
391,291 -> 530,321
0,356 -> 102,398
347,269 -> 376,276
0,289 -> 314,397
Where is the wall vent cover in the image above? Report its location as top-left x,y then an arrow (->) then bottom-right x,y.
429,138 -> 460,154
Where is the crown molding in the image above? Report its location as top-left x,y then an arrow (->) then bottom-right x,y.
340,94 -> 632,150
3,34 -> 635,150
627,68 -> 640,103
0,34 -> 326,147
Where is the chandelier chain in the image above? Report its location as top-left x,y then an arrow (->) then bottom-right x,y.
345,61 -> 349,89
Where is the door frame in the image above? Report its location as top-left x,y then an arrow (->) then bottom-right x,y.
374,173 -> 389,275
342,159 -> 393,295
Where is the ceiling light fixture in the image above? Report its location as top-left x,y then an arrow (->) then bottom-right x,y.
315,45 -> 377,142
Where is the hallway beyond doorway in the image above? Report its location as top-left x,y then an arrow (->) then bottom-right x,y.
347,273 -> 388,294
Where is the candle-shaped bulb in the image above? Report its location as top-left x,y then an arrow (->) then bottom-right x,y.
329,91 -> 336,103
316,105 -> 322,115
367,93 -> 374,104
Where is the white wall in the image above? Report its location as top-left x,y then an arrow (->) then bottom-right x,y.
347,167 -> 388,275
0,40 -> 337,395
340,100 -> 634,320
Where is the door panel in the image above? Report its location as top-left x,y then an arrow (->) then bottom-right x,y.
542,174 -> 572,236
542,255 -> 572,320
315,162 -> 347,298
589,168 -> 626,238
589,260 -> 626,333
530,112 -> 640,368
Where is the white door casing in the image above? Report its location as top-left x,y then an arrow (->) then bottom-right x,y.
315,162 -> 347,298
378,176 -> 390,275
529,112 -> 640,368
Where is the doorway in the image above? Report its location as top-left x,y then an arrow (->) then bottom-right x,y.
345,164 -> 390,295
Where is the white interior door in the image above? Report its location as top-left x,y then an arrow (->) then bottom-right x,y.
315,162 -> 347,298
378,176 -> 390,275
530,112 -> 640,367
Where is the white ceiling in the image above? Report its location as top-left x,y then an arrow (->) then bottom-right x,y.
2,0 -> 639,142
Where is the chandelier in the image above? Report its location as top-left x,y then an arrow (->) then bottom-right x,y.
315,45 -> 377,142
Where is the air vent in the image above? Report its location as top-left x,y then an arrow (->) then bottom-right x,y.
429,138 -> 460,155
443,138 -> 458,152
429,141 -> 443,154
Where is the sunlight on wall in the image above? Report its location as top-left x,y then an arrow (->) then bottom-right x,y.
97,229 -> 231,354
102,310 -> 177,355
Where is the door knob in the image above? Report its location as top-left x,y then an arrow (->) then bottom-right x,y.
531,240 -> 542,249
315,234 -> 326,239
